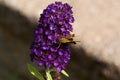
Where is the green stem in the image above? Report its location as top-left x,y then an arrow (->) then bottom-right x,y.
46,67 -> 53,80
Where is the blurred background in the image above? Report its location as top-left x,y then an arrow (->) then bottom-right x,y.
0,0 -> 120,80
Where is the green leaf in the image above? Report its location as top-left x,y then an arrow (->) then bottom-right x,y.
61,70 -> 69,77
27,63 -> 45,80
46,71 -> 53,80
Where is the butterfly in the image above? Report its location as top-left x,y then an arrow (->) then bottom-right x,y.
60,34 -> 79,44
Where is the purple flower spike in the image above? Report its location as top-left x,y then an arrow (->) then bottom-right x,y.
30,2 -> 74,72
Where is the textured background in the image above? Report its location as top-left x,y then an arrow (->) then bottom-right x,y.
0,0 -> 120,80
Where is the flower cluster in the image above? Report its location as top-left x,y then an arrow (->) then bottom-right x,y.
30,2 -> 74,72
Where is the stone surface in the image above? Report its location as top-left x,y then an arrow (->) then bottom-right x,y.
3,0 -> 120,66
0,0 -> 120,80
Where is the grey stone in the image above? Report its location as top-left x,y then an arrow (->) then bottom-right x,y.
1,0 -> 120,80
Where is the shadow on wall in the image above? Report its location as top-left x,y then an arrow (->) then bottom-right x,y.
68,47 -> 120,80
0,3 -> 120,80
0,3 -> 37,44
0,3 -> 35,80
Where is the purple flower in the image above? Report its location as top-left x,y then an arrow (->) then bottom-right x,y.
30,2 -> 74,72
